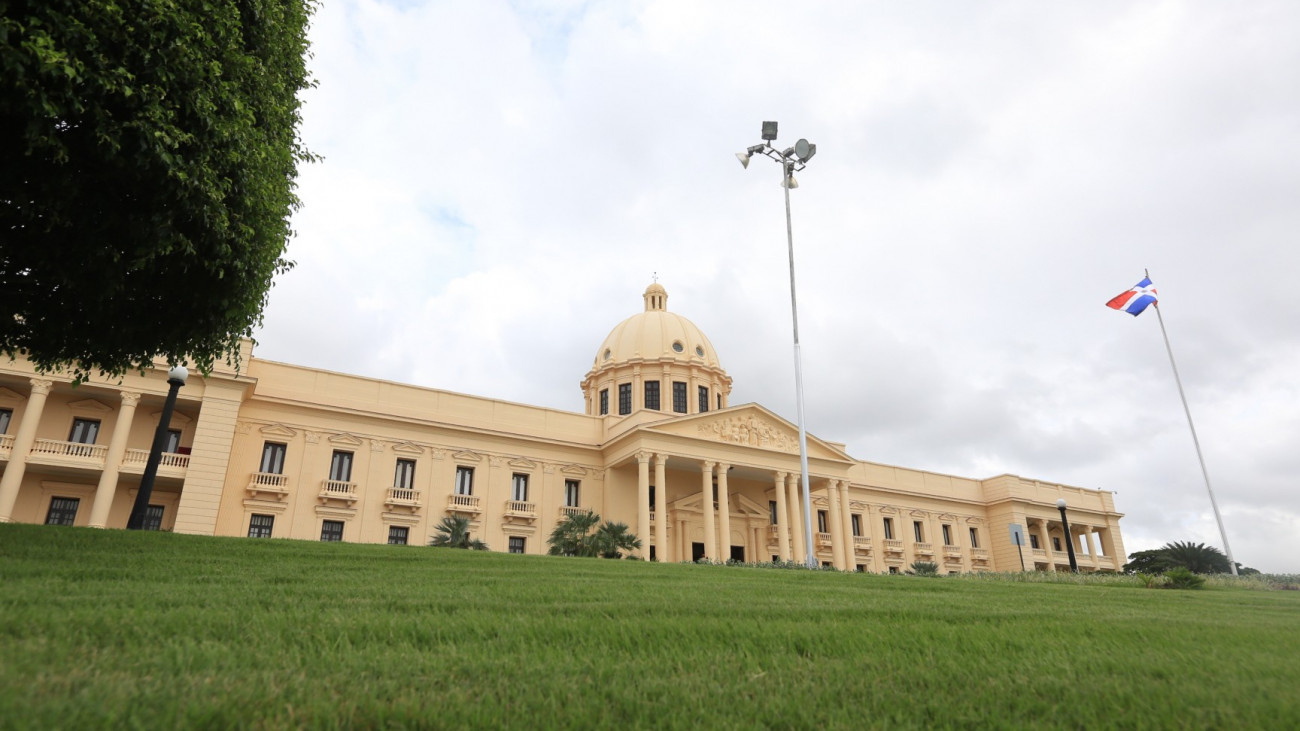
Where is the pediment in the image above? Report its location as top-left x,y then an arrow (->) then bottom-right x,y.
640,404 -> 853,462
259,424 -> 298,438
392,441 -> 424,455
938,513 -> 957,522
507,457 -> 539,470
669,491 -> 769,518
68,398 -> 112,413
909,510 -> 929,518
327,432 -> 365,447
451,450 -> 482,463
559,464 -> 588,476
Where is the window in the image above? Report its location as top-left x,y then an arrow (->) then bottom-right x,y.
942,524 -> 953,546
856,564 -> 866,573
851,514 -> 862,537
913,521 -> 924,542
455,466 -> 474,495
817,510 -> 828,533
672,382 -> 687,413
68,418 -> 100,444
1052,537 -> 1062,552
888,566 -> 899,574
45,497 -> 79,526
248,514 -> 274,538
260,443 -> 287,474
648,484 -> 656,509
645,381 -> 660,411
164,429 -> 182,453
717,393 -> 723,410
388,526 -> 409,545
320,520 -> 344,542
883,517 -> 894,540
143,505 -> 164,531
698,386 -> 709,413
599,389 -> 609,415
969,528 -> 979,549
512,473 -> 529,502
508,536 -> 526,554
564,479 -> 580,507
329,451 -> 353,482
0,408 -> 12,434
618,383 -> 632,415
769,500 -> 779,525
394,459 -> 416,489
1029,534 -> 1040,549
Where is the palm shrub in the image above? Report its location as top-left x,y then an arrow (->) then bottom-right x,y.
593,522 -> 642,559
430,516 -> 489,550
1164,566 -> 1206,590
911,561 -> 939,576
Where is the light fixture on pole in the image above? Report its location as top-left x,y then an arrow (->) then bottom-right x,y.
736,121 -> 819,569
1055,499 -> 1079,573
127,365 -> 188,530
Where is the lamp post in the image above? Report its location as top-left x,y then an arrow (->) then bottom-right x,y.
127,365 -> 188,530
1055,499 -> 1079,573
737,121 -> 819,569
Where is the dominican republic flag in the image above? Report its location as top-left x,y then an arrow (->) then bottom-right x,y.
1106,277 -> 1158,316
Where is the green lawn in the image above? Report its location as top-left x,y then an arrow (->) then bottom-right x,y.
2,525 -> 1297,729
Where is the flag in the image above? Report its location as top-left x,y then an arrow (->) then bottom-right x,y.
1106,277 -> 1158,316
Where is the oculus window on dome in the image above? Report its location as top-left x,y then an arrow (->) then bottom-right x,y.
672,341 -> 684,353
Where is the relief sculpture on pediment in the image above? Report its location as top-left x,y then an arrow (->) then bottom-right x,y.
698,416 -> 795,452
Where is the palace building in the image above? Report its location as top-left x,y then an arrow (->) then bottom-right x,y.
0,283 -> 1125,572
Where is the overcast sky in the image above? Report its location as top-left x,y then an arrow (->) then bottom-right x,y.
253,1 -> 1300,573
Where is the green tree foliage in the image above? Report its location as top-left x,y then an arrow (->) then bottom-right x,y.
1123,541 -> 1253,575
429,516 -> 488,551
547,511 -> 642,559
1,0 -> 316,379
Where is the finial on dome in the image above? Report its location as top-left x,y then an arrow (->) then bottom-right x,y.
643,281 -> 668,312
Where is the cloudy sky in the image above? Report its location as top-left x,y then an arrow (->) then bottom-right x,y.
253,1 -> 1300,573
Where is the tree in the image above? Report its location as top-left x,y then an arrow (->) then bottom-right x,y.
592,521 -> 642,559
547,510 -> 601,557
429,516 -> 488,551
1123,541 -> 1253,575
1,1 -> 316,379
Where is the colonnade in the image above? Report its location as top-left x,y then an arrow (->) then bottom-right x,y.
1029,517 -> 1120,571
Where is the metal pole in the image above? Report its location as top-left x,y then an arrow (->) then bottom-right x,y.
782,159 -> 817,569
1148,276 -> 1238,575
1057,503 -> 1079,573
127,375 -> 184,530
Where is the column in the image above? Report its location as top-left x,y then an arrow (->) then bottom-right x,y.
1084,527 -> 1100,567
88,391 -> 142,528
654,454 -> 668,562
0,378 -> 54,522
701,461 -> 716,560
826,479 -> 845,570
838,480 -> 855,570
632,366 -> 642,411
1038,520 -> 1056,572
773,471 -> 791,562
636,452 -> 651,560
716,463 -> 731,561
787,473 -> 806,564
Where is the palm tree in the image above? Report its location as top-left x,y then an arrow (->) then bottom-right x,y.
1161,541 -> 1231,574
593,521 -> 641,559
430,516 -> 489,550
547,510 -> 601,556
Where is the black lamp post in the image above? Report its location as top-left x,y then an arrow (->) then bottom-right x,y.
1055,498 -> 1079,573
127,365 -> 187,530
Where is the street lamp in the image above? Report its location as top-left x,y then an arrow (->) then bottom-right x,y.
737,121 -> 819,569
127,365 -> 188,530
1055,498 -> 1079,573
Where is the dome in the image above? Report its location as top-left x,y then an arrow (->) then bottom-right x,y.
592,284 -> 723,369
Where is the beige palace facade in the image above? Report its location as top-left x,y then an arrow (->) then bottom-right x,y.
0,283 -> 1125,572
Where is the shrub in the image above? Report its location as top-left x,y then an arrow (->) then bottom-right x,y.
1164,566 -> 1205,590
911,561 -> 939,576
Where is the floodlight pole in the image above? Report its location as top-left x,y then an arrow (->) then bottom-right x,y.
127,366 -> 187,530
738,123 -> 819,569
1056,499 -> 1079,573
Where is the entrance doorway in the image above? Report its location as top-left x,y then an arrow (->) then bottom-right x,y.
691,542 -> 705,561
730,546 -> 745,563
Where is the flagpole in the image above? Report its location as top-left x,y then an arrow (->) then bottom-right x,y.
1146,269 -> 1238,576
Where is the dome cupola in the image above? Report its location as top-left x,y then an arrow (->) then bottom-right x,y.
582,283 -> 732,418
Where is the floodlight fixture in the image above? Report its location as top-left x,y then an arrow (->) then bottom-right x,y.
736,152 -> 751,169
782,173 -> 798,189
762,121 -> 778,140
795,139 -> 817,163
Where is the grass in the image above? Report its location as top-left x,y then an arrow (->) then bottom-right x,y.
2,525 -> 1298,729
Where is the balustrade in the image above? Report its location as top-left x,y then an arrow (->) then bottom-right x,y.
29,439 -> 108,465
504,500 -> 537,518
247,472 -> 290,498
559,505 -> 588,519
853,536 -> 872,552
319,479 -> 357,503
447,493 -> 481,513
816,532 -> 833,547
882,539 -> 903,553
913,542 -> 934,555
386,487 -> 421,506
